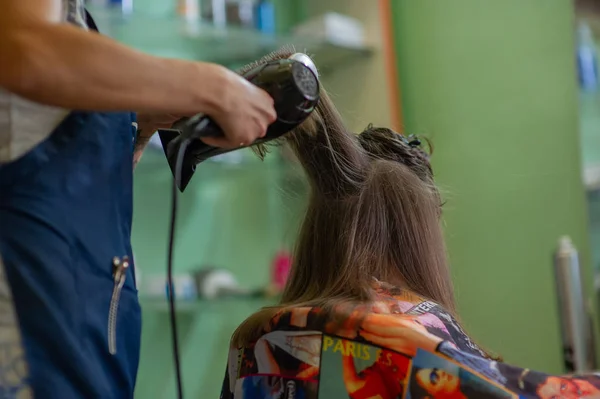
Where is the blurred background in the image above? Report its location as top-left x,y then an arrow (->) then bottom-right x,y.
84,0 -> 600,397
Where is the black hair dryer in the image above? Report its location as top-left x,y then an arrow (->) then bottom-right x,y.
158,53 -> 321,192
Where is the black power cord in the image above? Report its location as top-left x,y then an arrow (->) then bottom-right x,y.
168,150 -> 184,399
167,119 -> 211,399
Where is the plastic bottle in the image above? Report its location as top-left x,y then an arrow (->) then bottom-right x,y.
211,0 -> 227,29
255,0 -> 275,35
177,0 -> 199,22
577,22 -> 598,92
553,236 -> 592,372
270,250 -> 292,293
107,0 -> 133,16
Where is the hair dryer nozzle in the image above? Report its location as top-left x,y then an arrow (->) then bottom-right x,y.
289,53 -> 319,80
160,53 -> 320,192
158,130 -> 197,191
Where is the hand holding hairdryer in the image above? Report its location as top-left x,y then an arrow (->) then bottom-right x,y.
158,51 -> 321,192
134,65 -> 277,165
198,72 -> 277,150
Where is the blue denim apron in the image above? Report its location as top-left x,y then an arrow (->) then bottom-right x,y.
0,109 -> 142,398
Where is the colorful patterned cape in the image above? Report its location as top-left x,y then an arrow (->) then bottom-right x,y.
221,283 -> 600,399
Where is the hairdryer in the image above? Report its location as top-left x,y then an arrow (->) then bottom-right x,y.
158,52 -> 321,192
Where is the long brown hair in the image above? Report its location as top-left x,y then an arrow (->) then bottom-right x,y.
232,52 -> 455,349
280,91 -> 453,309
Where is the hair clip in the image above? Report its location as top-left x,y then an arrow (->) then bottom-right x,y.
407,134 -> 421,148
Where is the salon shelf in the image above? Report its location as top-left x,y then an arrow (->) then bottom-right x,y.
87,7 -> 373,72
140,296 -> 276,313
141,298 -> 202,313
585,163 -> 600,191
579,91 -> 600,192
577,0 -> 600,36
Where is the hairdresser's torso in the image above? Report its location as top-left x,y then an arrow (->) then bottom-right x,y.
0,0 -> 87,165
0,2 -> 141,397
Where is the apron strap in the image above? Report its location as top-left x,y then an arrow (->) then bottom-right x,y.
85,9 -> 100,33
83,9 -> 138,146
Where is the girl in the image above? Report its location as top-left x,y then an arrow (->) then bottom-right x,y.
220,65 -> 600,399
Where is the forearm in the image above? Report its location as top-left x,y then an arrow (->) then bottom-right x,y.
0,21 -> 221,115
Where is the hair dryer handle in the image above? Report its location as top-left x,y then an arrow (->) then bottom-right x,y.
158,115 -> 231,192
172,116 -> 223,140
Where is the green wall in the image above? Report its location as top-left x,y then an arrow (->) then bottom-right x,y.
391,0 -> 594,372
